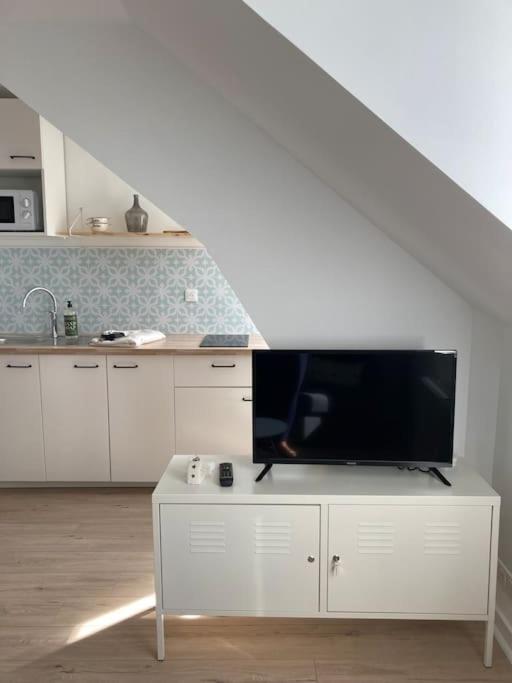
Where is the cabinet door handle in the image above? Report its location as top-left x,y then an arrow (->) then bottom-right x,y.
9,154 -> 36,160
211,363 -> 236,368
6,363 -> 32,368
242,396 -> 252,402
73,364 -> 99,369
113,364 -> 139,369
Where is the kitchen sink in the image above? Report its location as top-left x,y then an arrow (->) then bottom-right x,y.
0,335 -> 56,344
0,334 -> 91,346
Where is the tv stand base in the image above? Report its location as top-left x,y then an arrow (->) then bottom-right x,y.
153,455 -> 500,667
255,463 -> 273,482
429,467 -> 452,487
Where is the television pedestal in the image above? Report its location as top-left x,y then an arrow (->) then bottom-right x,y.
430,467 -> 452,487
256,463 -> 452,487
255,462 -> 273,482
153,454 -> 500,667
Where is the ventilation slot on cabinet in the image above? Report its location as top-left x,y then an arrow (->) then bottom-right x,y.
424,522 -> 461,555
357,521 -> 395,554
189,521 -> 226,553
254,521 -> 292,555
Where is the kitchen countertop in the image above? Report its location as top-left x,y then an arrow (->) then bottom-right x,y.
0,334 -> 268,355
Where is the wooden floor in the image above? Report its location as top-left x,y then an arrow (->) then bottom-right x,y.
1,489 -> 511,683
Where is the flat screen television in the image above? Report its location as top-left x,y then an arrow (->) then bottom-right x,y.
252,350 -> 456,474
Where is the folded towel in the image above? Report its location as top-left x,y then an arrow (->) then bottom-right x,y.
89,329 -> 166,347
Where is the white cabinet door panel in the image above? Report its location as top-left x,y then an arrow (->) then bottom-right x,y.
175,387 -> 252,455
108,356 -> 174,482
328,505 -> 491,615
40,355 -> 110,481
0,355 -> 45,480
160,504 -> 320,613
0,100 -> 41,169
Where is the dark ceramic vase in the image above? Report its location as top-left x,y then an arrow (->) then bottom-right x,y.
125,194 -> 148,233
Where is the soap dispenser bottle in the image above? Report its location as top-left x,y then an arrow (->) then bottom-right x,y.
64,300 -> 79,338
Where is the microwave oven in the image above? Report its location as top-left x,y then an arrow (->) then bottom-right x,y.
0,190 -> 40,231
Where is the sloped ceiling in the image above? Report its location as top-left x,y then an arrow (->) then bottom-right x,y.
123,0 -> 512,322
0,0 -> 511,323
245,0 -> 512,233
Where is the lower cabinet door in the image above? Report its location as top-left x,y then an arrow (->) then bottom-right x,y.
0,355 -> 45,481
108,356 -> 174,481
160,504 -> 320,613
327,504 -> 491,615
40,355 -> 110,481
175,387 -> 252,455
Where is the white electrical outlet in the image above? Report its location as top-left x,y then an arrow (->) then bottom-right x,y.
185,288 -> 198,303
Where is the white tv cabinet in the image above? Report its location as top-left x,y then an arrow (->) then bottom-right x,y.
152,455 -> 500,666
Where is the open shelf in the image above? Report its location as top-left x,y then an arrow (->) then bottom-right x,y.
0,231 -> 203,248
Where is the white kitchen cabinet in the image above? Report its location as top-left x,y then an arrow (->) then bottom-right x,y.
175,387 -> 252,455
174,353 -> 252,456
108,356 -> 174,482
160,503 -> 320,613
0,99 -> 67,236
0,99 -> 41,170
327,504 -> 491,615
0,355 -> 45,480
40,355 -> 110,481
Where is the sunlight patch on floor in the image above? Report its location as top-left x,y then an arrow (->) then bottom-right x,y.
67,594 -> 156,643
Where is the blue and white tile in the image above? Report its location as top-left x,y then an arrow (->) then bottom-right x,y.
0,247 -> 256,335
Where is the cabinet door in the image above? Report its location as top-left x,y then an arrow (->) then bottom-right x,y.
328,504 -> 491,615
108,356 -> 174,482
40,355 -> 110,481
0,99 -> 41,169
175,387 -> 252,455
160,504 -> 320,613
0,355 -> 45,480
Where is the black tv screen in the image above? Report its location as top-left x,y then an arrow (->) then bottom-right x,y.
252,350 -> 456,468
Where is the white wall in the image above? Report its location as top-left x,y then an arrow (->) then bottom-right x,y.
245,0 -> 512,231
466,308 -> 503,480
65,137 -> 182,233
494,325 -> 512,568
0,0 -> 500,475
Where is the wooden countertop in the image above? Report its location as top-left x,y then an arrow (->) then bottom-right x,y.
0,334 -> 268,355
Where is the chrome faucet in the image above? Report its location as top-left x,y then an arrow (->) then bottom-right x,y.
22,287 -> 59,340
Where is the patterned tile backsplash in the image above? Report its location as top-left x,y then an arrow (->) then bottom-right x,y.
0,248 -> 256,335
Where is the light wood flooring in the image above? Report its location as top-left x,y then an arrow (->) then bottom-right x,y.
1,487 -> 511,683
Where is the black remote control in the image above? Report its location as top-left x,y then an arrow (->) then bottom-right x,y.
219,462 -> 233,487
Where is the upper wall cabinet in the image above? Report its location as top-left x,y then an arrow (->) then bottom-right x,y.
0,99 -> 41,170
0,98 -> 67,235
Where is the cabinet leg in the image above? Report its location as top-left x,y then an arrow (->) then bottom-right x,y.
484,617 -> 494,667
156,612 -> 165,661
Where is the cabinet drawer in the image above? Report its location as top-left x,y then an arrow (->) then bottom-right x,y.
174,354 -> 251,387
160,504 -> 320,613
